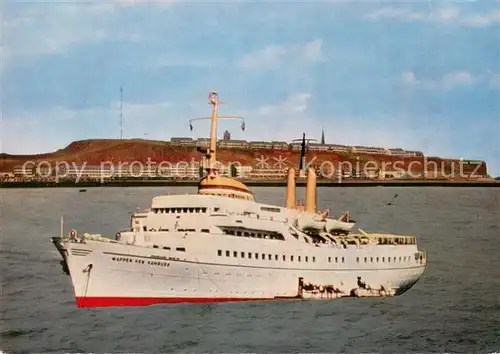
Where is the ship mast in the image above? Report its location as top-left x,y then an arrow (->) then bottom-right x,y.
207,91 -> 219,173
189,91 -> 246,177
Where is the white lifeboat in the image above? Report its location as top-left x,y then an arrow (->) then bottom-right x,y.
325,211 -> 356,233
325,219 -> 355,233
296,211 -> 328,231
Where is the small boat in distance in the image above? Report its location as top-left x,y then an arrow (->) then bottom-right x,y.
51,91 -> 427,308
79,189 -> 87,193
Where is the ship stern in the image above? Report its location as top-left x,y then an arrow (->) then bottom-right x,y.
395,250 -> 427,296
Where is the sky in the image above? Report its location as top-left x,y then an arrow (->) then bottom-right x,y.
1,0 -> 499,176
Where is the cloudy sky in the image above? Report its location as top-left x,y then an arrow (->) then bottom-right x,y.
1,0 -> 499,175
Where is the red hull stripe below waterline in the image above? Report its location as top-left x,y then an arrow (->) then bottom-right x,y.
75,296 -> 279,307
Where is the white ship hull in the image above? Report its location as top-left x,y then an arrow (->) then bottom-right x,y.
54,235 -> 426,307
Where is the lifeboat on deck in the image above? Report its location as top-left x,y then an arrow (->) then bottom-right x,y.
326,211 -> 356,234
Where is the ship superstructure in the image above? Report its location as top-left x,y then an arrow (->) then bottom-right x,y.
52,91 -> 427,307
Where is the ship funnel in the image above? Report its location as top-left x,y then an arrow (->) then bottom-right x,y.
305,167 -> 317,213
286,167 -> 296,209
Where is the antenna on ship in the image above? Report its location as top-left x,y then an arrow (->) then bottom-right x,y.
120,85 -> 123,140
292,133 -> 317,178
189,91 -> 245,175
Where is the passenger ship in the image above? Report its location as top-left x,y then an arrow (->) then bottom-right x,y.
52,91 -> 427,308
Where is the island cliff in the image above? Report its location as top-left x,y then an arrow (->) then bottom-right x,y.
0,138 -> 488,178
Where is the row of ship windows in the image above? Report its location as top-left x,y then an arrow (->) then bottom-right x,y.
222,229 -> 285,241
357,256 -> 412,263
217,251 -> 413,263
217,250 -> 321,263
151,206 -> 280,215
151,246 -> 186,252
111,257 -> 170,267
206,192 -> 252,200
152,207 -> 209,214
143,226 -> 210,233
